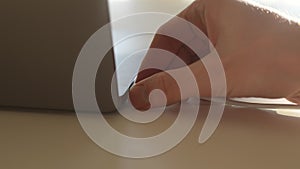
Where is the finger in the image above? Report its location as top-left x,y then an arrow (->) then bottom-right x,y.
130,59 -> 212,110
287,90 -> 300,105
136,0 -> 209,83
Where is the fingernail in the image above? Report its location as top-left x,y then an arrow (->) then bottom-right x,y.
129,85 -> 150,110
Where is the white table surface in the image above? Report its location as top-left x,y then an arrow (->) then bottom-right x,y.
1,102 -> 300,169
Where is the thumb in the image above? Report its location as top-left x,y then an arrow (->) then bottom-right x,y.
129,60 -> 212,110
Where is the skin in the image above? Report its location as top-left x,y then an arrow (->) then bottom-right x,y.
129,0 -> 300,110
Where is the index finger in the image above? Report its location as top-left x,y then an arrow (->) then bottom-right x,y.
136,0 -> 209,82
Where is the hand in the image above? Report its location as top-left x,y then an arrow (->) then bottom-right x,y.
129,0 -> 300,110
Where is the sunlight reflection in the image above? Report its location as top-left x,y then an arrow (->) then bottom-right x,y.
246,0 -> 300,22
276,109 -> 300,118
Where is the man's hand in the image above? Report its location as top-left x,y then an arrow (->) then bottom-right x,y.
130,0 -> 300,110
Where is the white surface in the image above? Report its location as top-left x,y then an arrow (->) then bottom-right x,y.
230,97 -> 296,105
2,103 -> 300,169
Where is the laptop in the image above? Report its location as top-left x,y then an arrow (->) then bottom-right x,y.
0,0 -> 123,112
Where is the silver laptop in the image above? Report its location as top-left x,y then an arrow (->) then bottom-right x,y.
0,0 -> 120,112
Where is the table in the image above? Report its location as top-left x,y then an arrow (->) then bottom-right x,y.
1,102 -> 300,169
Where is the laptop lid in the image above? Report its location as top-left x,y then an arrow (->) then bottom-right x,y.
0,0 -> 117,112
